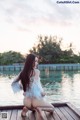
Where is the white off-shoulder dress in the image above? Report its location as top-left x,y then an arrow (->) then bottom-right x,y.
11,69 -> 45,99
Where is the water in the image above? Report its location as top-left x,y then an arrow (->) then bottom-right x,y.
0,70 -> 80,109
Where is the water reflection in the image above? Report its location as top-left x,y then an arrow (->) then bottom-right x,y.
0,70 -> 80,108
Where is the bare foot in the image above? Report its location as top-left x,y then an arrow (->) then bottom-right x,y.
21,106 -> 28,117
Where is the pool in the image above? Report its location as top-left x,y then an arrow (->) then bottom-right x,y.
0,70 -> 80,109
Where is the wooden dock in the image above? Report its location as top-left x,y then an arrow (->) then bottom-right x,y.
0,102 -> 80,120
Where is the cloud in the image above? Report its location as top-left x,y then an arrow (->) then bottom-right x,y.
0,0 -> 80,53
0,0 -> 80,28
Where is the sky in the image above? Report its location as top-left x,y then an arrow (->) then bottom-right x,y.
0,0 -> 80,55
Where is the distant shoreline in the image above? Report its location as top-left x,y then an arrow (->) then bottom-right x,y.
0,63 -> 80,71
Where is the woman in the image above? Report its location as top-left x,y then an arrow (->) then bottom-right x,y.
11,54 -> 54,119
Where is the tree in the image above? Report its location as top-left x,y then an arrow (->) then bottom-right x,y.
29,35 -> 79,63
0,51 -> 25,65
29,35 -> 63,63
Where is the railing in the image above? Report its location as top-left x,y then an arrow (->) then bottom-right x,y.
0,64 -> 80,71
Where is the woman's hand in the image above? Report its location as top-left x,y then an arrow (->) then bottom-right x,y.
23,92 -> 26,96
41,92 -> 46,97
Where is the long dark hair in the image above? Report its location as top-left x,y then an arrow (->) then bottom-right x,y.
19,54 -> 37,92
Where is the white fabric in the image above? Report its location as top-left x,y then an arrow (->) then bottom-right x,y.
24,76 -> 44,99
11,81 -> 22,93
11,69 -> 44,99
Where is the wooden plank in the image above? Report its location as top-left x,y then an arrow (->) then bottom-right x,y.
67,102 -> 80,117
0,105 -> 23,110
6,110 -> 12,120
26,110 -> 30,120
52,102 -> 67,107
10,110 -> 17,120
28,111 -> 35,120
55,107 -> 67,120
0,105 -> 24,110
0,102 -> 77,110
35,110 -> 43,120
52,110 -> 61,120
17,110 -> 24,120
40,111 -> 48,120
64,106 -> 80,120
0,102 -> 80,120
0,110 -> 1,120
33,109 -> 48,120
59,107 -> 74,120
45,111 -> 54,120
0,102 -> 67,110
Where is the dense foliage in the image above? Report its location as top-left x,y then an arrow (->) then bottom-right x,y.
0,51 -> 25,65
29,35 -> 80,63
0,35 -> 80,65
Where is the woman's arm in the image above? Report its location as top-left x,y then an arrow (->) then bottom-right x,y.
12,72 -> 21,83
41,92 -> 46,97
11,72 -> 22,93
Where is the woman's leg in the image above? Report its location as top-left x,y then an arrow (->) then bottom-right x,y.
21,97 -> 32,117
23,97 -> 32,108
32,98 -> 54,113
36,107 -> 44,120
38,107 -> 54,114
